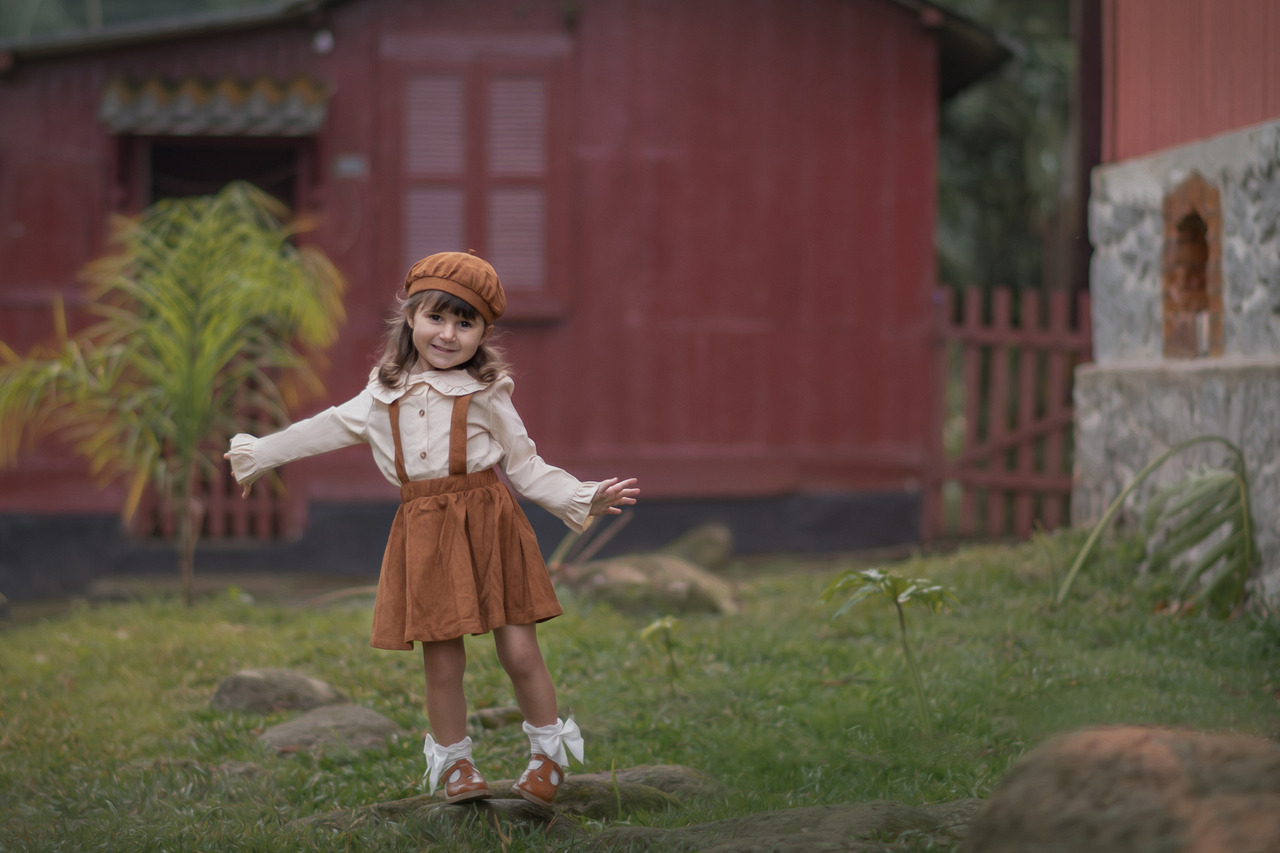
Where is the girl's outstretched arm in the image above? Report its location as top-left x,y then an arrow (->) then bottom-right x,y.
590,477 -> 640,517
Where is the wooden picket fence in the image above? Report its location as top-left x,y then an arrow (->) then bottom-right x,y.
922,286 -> 1092,540
131,449 -> 304,542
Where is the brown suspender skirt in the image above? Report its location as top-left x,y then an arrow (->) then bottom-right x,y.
369,391 -> 563,650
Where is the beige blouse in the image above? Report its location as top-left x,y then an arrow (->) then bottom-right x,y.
227,368 -> 597,533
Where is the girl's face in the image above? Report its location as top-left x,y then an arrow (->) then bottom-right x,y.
408,303 -> 490,371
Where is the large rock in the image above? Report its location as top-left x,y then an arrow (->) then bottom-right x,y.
258,704 -> 404,752
963,726 -> 1280,853
570,554 -> 740,615
210,668 -> 347,713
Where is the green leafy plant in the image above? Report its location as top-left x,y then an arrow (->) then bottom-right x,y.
822,568 -> 958,735
0,181 -> 345,606
1056,436 -> 1258,617
640,615 -> 682,693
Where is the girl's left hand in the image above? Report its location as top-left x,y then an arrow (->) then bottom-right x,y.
590,477 -> 639,516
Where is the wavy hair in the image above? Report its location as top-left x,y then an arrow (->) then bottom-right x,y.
376,290 -> 509,389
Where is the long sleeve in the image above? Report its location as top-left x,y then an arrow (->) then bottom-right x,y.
484,378 -> 597,533
227,390 -> 375,487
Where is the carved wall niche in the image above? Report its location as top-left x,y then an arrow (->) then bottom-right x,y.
1161,172 -> 1223,358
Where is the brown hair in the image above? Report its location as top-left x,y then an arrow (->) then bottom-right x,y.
376,290 -> 510,389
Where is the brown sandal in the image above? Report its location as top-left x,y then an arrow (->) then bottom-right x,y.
513,753 -> 563,806
443,757 -> 491,804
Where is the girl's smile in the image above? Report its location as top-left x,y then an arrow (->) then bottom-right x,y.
409,305 -> 489,371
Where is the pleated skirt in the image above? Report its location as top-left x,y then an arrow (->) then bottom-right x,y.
369,468 -> 563,650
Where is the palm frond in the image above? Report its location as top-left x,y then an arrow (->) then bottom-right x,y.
0,180 -> 347,602
1057,436 -> 1259,616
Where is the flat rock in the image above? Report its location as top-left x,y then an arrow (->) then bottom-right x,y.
210,667 -> 347,713
293,763 -> 713,830
289,761 -> 978,852
466,705 -> 523,737
258,704 -> 404,752
963,726 -> 1280,853
598,800 -> 971,852
605,764 -> 731,802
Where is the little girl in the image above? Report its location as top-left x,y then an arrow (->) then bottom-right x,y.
225,251 -> 638,806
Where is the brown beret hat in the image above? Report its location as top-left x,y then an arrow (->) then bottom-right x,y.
403,251 -> 506,323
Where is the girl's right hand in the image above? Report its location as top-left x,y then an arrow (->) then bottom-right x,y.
590,477 -> 639,516
222,452 -> 252,498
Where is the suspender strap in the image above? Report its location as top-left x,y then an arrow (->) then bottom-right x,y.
448,393 -> 472,476
387,390 -> 474,483
388,398 -> 409,485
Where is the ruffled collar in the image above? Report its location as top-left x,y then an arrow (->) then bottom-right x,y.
366,367 -> 487,403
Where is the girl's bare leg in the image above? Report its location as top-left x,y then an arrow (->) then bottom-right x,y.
421,637 -> 468,745
493,623 -> 558,727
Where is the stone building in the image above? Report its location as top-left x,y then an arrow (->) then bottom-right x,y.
1075,119 -> 1280,602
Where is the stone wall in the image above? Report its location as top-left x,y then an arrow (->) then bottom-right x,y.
1073,359 -> 1280,601
1076,117 -> 1280,602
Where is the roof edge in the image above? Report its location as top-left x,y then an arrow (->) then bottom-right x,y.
882,0 -> 1018,100
0,0 -> 340,61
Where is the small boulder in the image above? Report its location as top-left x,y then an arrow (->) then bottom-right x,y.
258,704 -> 404,752
571,554 -> 740,615
210,668 -> 346,713
963,726 -> 1280,853
655,523 -> 734,574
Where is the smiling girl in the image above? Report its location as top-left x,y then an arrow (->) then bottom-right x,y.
225,251 -> 638,806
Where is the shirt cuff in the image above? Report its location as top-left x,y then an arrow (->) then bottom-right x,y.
226,434 -> 265,487
562,480 -> 598,533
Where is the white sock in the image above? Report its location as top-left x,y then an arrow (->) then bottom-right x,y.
521,717 -> 584,768
423,734 -> 473,794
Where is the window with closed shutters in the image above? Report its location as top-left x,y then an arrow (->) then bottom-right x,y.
401,59 -> 565,318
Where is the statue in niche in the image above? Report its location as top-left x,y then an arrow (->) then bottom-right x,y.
1164,211 -> 1210,357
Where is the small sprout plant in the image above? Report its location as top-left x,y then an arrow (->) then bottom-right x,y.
822,567 -> 958,735
640,615 -> 682,694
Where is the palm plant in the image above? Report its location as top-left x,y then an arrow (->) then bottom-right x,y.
822,567 -> 957,735
1056,436 -> 1258,617
0,181 -> 345,605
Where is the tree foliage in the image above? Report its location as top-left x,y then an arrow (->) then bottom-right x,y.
0,181 -> 345,604
936,0 -> 1075,291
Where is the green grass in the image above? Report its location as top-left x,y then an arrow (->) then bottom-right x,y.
2,532 -> 1278,851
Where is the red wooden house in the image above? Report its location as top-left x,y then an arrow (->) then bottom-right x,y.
1096,0 -> 1280,162
0,0 -> 1005,598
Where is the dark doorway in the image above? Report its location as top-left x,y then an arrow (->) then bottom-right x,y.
148,140 -> 300,206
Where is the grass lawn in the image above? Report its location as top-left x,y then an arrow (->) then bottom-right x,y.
2,531 -> 1277,851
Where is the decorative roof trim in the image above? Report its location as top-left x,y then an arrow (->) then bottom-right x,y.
98,76 -> 331,137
